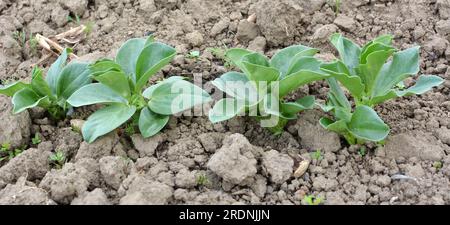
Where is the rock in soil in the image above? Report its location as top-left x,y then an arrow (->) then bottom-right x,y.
0,96 -> 31,148
207,134 -> 258,185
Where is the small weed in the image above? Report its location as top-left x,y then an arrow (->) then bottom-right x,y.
334,0 -> 341,15
32,132 -> 42,145
28,34 -> 38,55
67,13 -> 81,24
311,149 -> 322,160
433,161 -> 443,170
49,151 -> 66,169
124,123 -> 136,136
207,47 -> 232,68
359,146 -> 366,157
12,30 -> 27,47
187,50 -> 200,59
303,195 -> 324,205
0,143 -> 23,162
196,173 -> 209,186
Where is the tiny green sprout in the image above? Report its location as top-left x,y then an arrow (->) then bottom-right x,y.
124,122 -> 136,136
303,195 -> 324,205
32,132 -> 42,145
67,14 -> 81,24
0,144 -> 23,162
207,47 -> 232,68
12,30 -> 27,47
84,21 -> 94,35
359,146 -> 366,157
196,173 -> 209,186
187,50 -> 200,59
49,151 -> 66,169
311,149 -> 322,160
433,161 -> 443,170
28,34 -> 38,55
334,0 -> 341,15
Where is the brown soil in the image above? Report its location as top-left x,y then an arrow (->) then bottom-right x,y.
0,0 -> 449,205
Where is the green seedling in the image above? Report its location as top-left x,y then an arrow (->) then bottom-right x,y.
49,151 -> 66,169
0,143 -> 23,162
28,34 -> 38,55
433,161 -> 443,170
124,122 -> 137,136
12,30 -> 27,47
187,50 -> 200,59
67,36 -> 211,143
196,174 -> 209,186
208,46 -> 330,134
67,14 -> 81,24
0,49 -> 92,119
319,34 -> 443,144
32,132 -> 42,145
303,195 -> 324,205
359,146 -> 366,156
207,47 -> 232,68
311,149 -> 322,160
334,0 -> 341,15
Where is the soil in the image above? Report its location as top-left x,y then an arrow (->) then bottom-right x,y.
0,0 -> 450,205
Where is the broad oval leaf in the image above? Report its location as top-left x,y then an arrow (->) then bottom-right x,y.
82,104 -> 136,143
356,49 -> 396,94
94,71 -> 131,99
319,117 -> 348,134
330,33 -> 361,75
67,83 -> 128,107
211,72 -> 258,103
46,48 -> 70,94
31,67 -> 52,98
225,48 -> 252,72
0,81 -> 30,97
56,62 -> 92,100
321,61 -> 365,100
347,105 -> 389,142
90,59 -> 123,76
208,98 -> 245,123
371,46 -> 420,98
116,38 -> 146,81
135,42 -> 176,90
148,80 -> 211,115
142,76 -> 185,98
270,45 -> 318,78
138,107 -> 170,138
279,69 -> 329,97
12,88 -> 48,114
281,95 -> 315,116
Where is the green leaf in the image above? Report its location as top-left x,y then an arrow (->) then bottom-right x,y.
279,68 -> 329,97
135,42 -> 176,90
12,89 -> 48,113
225,48 -> 252,72
330,33 -> 361,75
211,72 -> 258,103
319,117 -> 348,134
90,59 -> 123,76
56,62 -> 92,100
0,81 -> 30,97
361,34 -> 393,55
241,53 -> 280,82
67,83 -> 128,107
371,46 -> 420,98
326,78 -> 351,110
396,75 -> 444,96
31,67 -> 52,98
321,61 -> 365,100
46,48 -> 70,94
347,105 -> 389,142
270,45 -> 318,78
208,98 -> 245,123
262,92 -> 281,117
94,71 -> 131,99
148,80 -> 211,115
142,76 -> 185,98
360,42 -> 395,64
281,95 -> 315,116
116,38 -> 146,81
138,107 -> 170,138
370,75 -> 444,105
356,49 -> 395,94
82,104 -> 136,143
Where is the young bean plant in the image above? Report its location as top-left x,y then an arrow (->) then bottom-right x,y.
67,36 -> 211,143
0,49 -> 91,119
319,34 -> 444,144
208,46 -> 331,134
